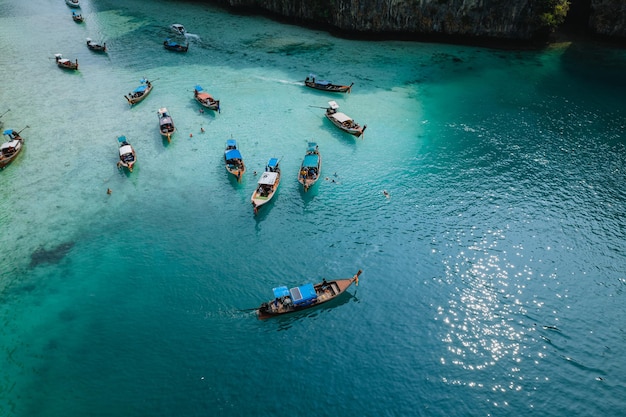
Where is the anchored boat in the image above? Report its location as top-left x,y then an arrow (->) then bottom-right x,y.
251,158 -> 280,214
257,270 -> 362,319
305,74 -> 353,93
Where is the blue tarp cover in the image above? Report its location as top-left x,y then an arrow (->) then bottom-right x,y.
302,154 -> 319,168
226,139 -> 237,148
307,142 -> 317,152
290,283 -> 317,306
117,136 -> 127,142
273,286 -> 290,299
268,158 -> 279,168
225,149 -> 242,160
3,129 -> 14,135
133,85 -> 147,93
195,85 -> 204,92
316,80 -> 331,85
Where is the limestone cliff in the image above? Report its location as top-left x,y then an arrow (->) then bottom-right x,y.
211,0 -> 569,41
590,0 -> 626,37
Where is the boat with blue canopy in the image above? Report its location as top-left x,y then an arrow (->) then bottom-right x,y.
194,85 -> 220,112
72,11 -> 83,22
1,127 -> 27,169
298,142 -> 321,192
164,39 -> 188,52
305,74 -> 353,93
124,78 -> 152,106
224,139 -> 245,181
251,158 -> 280,214
256,270 -> 362,319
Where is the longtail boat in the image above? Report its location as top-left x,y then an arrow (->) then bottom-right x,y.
65,0 -> 80,8
72,11 -> 83,22
324,101 -> 366,137
164,39 -> 188,52
0,127 -> 27,169
298,142 -> 321,192
224,139 -> 245,181
54,54 -> 78,70
194,85 -> 220,112
170,24 -> 186,36
251,158 -> 280,214
157,107 -> 175,142
124,78 -> 152,106
116,136 -> 136,172
86,38 -> 107,52
257,270 -> 362,319
305,74 -> 353,93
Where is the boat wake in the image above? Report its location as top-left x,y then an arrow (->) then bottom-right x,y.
184,33 -> 200,41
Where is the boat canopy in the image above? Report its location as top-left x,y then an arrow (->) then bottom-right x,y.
331,112 -> 352,123
307,142 -> 317,152
133,85 -> 147,93
226,139 -> 237,148
158,108 -> 168,114
119,145 -> 133,155
3,129 -> 14,135
267,158 -> 279,168
316,79 -> 331,86
290,283 -> 317,306
194,85 -> 204,92
1,141 -> 18,150
258,171 -> 278,185
225,149 -> 242,160
328,101 -> 339,110
273,286 -> 290,299
302,154 -> 319,168
117,136 -> 127,142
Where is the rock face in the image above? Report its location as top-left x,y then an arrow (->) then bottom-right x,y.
213,0 -> 625,42
216,0 -> 545,40
590,0 -> 626,37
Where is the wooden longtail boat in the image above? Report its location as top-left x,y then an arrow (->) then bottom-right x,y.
124,78 -> 152,106
298,142 -> 321,192
0,127 -> 26,169
251,158 -> 280,214
116,136 -> 136,172
163,39 -> 188,52
170,24 -> 186,36
72,11 -> 83,22
86,38 -> 107,52
194,85 -> 220,112
324,101 -> 366,137
157,107 -> 175,142
224,139 -> 245,181
54,54 -> 78,70
305,74 -> 353,93
257,270 -> 362,319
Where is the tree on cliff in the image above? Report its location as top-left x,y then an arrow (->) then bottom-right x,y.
538,0 -> 571,31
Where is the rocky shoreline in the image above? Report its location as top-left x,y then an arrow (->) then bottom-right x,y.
203,0 -> 626,49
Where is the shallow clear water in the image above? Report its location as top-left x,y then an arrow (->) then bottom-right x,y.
1,0 -> 626,416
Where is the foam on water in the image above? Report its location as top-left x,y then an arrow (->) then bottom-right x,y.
1,0 -> 626,416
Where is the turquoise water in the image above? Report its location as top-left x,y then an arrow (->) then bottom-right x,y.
2,0 -> 626,415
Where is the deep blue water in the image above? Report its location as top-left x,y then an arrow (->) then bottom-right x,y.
1,0 -> 626,416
